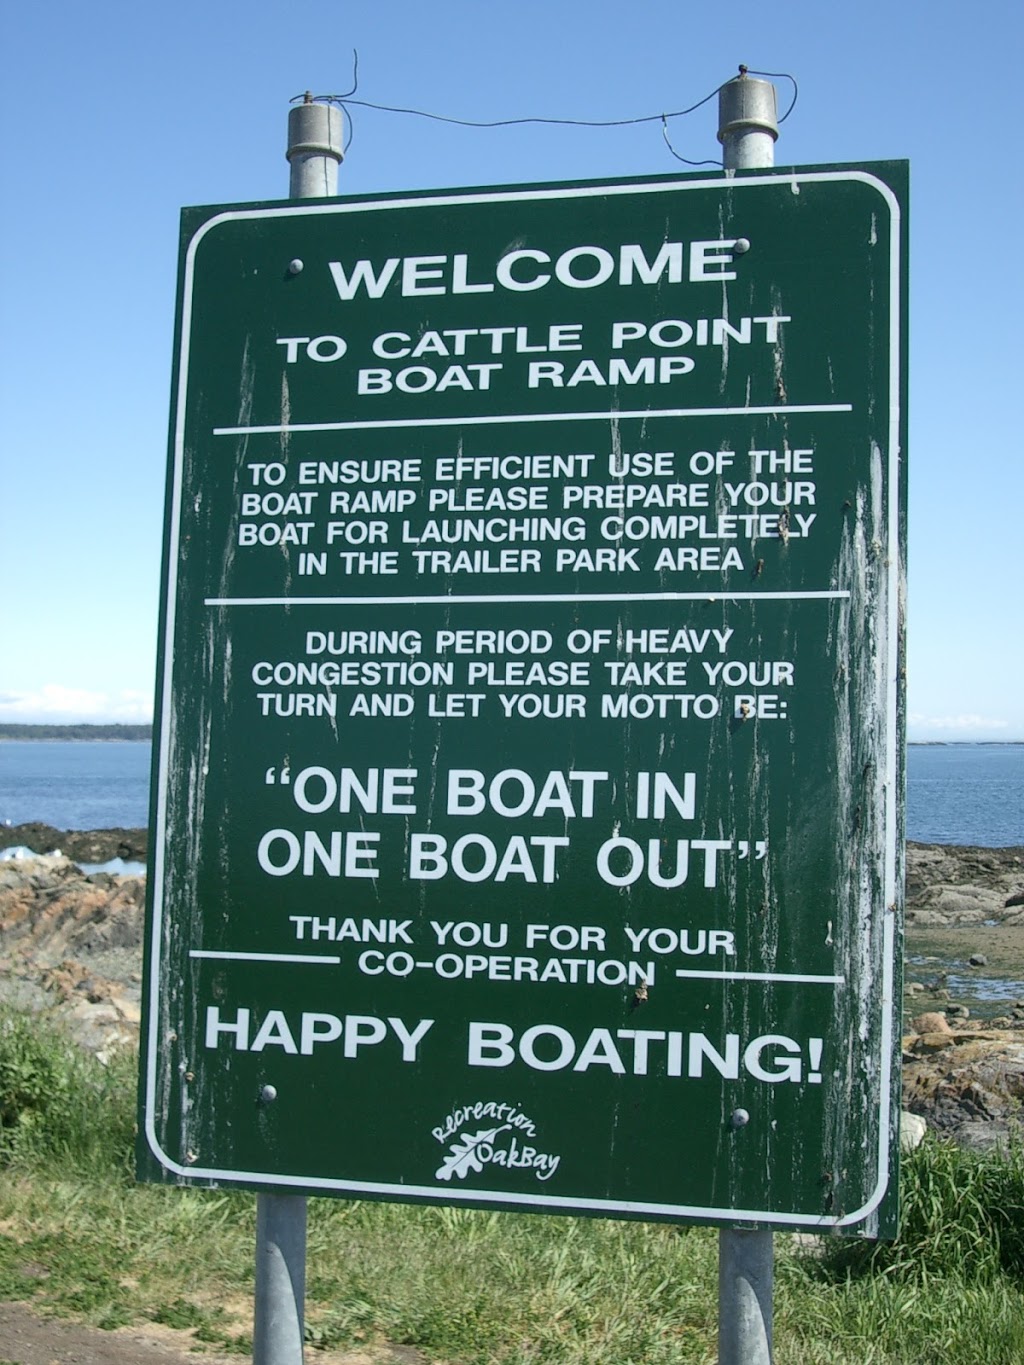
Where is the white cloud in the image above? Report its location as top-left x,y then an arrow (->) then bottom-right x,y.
907,712 -> 1010,733
0,685 -> 152,724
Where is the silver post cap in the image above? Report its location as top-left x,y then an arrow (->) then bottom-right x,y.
286,100 -> 344,166
717,73 -> 779,147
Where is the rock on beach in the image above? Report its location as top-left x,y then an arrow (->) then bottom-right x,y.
0,841 -> 146,1057
906,842 -> 1024,925
0,821 -> 148,866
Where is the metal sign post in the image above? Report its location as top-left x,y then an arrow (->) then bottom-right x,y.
252,92 -> 344,1365
253,1188 -> 306,1364
716,70 -> 777,1365
139,81 -> 906,1363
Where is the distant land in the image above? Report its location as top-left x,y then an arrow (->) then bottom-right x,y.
909,739 -> 1023,746
0,724 -> 153,742
0,722 -> 1019,745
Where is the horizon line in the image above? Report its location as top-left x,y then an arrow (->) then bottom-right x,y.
1,722 -> 1022,745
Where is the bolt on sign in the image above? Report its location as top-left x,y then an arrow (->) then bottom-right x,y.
139,163 -> 907,1236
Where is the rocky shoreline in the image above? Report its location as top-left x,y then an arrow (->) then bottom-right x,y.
1,826 -> 1022,1150
0,821 -> 148,865
906,841 -> 1024,926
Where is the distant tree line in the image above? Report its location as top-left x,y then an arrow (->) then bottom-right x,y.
0,723 -> 153,741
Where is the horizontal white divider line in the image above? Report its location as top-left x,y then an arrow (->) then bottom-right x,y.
205,590 -> 852,607
675,969 -> 845,984
189,950 -> 341,965
213,402 -> 853,436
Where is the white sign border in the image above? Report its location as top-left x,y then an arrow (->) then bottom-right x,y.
144,168 -> 903,1230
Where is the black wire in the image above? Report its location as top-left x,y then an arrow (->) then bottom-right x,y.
329,86 -> 725,130
342,49 -> 359,102
291,61 -> 797,132
661,117 -> 720,169
744,67 -> 799,123
290,58 -> 799,159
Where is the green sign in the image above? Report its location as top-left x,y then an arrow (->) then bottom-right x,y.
140,164 -> 907,1235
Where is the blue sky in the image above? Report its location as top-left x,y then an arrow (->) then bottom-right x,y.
0,0 -> 1021,740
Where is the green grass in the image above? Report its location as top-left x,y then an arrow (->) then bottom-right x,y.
1,1004 -> 1023,1362
0,1006 -> 136,1175
817,1130 -> 1024,1283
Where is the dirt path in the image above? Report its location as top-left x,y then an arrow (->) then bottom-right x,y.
0,1301 -> 425,1365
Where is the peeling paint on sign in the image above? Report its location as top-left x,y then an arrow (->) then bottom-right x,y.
139,164 -> 908,1235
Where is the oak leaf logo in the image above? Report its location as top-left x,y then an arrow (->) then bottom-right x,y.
434,1124 -> 511,1181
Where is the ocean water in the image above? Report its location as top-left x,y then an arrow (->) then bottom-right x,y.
1,739 -> 1022,847
905,743 -> 1023,847
0,741 -> 151,831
